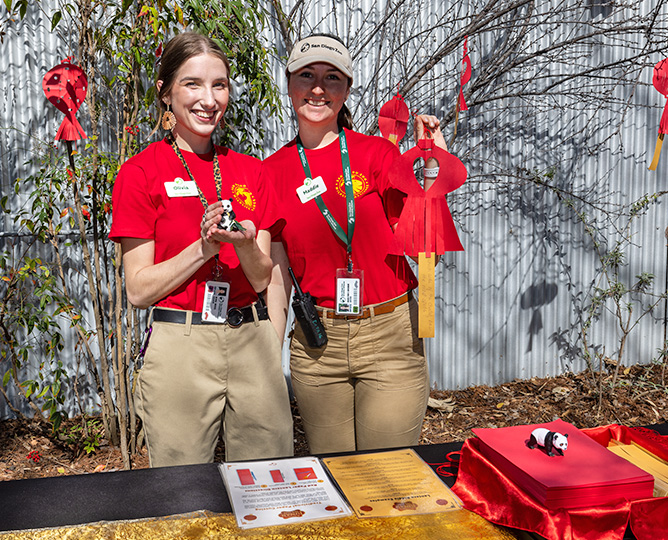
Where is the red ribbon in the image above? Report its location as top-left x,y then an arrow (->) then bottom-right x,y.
459,36 -> 471,112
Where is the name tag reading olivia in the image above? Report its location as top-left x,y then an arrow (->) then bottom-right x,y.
296,176 -> 327,204
165,177 -> 199,198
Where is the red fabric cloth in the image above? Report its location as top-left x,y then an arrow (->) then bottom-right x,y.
452,426 -> 668,540
265,129 -> 418,308
453,438 -> 631,540
110,139 -> 281,310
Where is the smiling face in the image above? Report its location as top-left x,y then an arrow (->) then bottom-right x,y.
158,53 -> 229,154
288,62 -> 351,135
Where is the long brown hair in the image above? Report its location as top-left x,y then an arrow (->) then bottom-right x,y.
156,32 -> 231,111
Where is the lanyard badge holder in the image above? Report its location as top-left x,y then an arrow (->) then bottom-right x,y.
335,258 -> 363,316
296,129 -> 364,317
167,135 -> 231,324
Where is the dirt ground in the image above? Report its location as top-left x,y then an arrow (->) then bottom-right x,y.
1,361 -> 666,481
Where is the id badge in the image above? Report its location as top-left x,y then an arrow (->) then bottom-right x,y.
202,281 -> 230,323
335,268 -> 364,316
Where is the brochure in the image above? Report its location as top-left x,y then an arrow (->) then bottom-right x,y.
322,449 -> 462,518
219,456 -> 352,529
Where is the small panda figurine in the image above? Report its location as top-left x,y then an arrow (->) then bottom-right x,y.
217,199 -> 245,232
527,427 -> 569,456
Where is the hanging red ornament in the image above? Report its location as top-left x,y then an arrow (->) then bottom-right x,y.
389,136 -> 467,337
378,92 -> 410,145
649,58 -> 668,171
42,57 -> 88,141
390,138 -> 467,256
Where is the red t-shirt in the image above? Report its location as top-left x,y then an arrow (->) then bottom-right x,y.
110,139 -> 280,310
264,128 -> 418,308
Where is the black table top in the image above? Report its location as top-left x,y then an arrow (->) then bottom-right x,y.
0,442 -> 461,532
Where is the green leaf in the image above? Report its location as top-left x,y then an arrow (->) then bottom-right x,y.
4,0 -> 12,14
2,370 -> 11,387
51,10 -> 61,31
37,385 -> 50,398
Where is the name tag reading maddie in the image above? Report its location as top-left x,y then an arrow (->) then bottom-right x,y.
165,177 -> 199,198
202,281 -> 230,323
335,268 -> 363,315
296,176 -> 327,204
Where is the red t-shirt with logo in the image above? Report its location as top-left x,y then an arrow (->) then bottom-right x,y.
110,138 -> 280,310
264,128 -> 418,308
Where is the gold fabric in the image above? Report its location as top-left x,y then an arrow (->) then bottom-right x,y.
0,509 -> 520,539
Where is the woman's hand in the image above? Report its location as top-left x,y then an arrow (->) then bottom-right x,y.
201,200 -> 256,248
200,200 -> 271,292
414,114 -> 447,152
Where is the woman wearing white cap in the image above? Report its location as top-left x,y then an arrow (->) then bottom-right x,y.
266,34 -> 448,453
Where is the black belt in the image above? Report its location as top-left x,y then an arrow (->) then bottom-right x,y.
153,302 -> 268,328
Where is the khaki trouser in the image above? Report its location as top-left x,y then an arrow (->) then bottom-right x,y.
135,315 -> 293,467
289,296 -> 429,454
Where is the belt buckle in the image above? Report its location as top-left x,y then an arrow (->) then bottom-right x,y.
227,307 -> 244,328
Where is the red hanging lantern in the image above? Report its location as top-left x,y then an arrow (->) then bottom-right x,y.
378,92 -> 410,145
42,57 -> 88,141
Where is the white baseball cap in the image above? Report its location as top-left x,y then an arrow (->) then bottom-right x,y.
286,35 -> 353,80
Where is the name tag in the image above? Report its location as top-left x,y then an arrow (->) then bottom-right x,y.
296,176 -> 327,203
165,177 -> 199,197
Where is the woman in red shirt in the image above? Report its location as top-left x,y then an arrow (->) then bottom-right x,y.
266,34 -> 448,453
110,32 -> 292,467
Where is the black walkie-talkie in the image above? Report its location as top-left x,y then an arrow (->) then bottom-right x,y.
288,267 -> 328,348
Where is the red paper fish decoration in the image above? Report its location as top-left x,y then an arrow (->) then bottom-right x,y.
649,58 -> 668,170
389,138 -> 467,256
42,58 -> 88,141
379,92 -> 410,145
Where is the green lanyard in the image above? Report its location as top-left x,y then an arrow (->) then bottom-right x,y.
167,134 -> 223,208
296,128 -> 355,270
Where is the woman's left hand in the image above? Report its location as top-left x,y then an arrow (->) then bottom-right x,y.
414,114 -> 448,152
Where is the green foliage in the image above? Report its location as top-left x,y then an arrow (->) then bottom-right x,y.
0,246 -> 68,432
63,417 -> 104,456
182,0 -> 282,155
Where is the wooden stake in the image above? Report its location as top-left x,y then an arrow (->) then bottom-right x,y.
418,252 -> 435,338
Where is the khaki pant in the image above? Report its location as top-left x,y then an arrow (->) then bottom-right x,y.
135,316 -> 293,467
289,296 -> 429,454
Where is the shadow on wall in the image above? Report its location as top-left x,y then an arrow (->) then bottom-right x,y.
521,281 -> 558,353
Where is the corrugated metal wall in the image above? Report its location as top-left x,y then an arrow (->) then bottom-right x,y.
1,1 -> 667,419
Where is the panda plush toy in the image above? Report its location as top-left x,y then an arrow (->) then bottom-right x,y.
527,427 -> 569,456
217,199 -> 245,232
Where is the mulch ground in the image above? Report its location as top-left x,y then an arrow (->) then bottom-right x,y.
1,361 -> 666,481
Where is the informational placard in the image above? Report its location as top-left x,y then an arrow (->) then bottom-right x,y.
219,457 -> 352,529
322,449 -> 461,518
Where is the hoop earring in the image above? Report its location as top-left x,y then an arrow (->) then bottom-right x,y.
161,105 -> 177,131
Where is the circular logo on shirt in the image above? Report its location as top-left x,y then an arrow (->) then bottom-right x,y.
232,183 -> 256,211
335,171 -> 369,198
